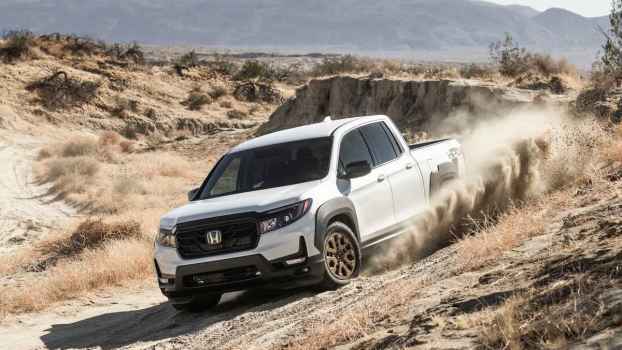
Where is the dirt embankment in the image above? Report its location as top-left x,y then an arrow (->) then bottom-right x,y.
259,76 -> 574,135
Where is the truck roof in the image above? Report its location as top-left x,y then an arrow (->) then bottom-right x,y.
230,115 -> 387,153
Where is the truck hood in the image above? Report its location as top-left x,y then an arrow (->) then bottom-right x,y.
160,180 -> 321,227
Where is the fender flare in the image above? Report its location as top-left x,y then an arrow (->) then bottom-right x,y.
314,197 -> 360,252
430,161 -> 459,195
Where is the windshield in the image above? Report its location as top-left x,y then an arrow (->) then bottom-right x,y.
198,137 -> 332,199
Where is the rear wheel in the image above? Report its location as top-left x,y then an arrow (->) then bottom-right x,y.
171,293 -> 222,312
320,222 -> 361,289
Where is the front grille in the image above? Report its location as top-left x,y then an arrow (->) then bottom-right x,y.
183,266 -> 259,288
176,216 -> 259,259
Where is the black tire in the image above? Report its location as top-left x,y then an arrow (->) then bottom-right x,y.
171,293 -> 222,312
319,222 -> 362,289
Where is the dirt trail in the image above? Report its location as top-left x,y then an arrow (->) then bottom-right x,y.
0,131 -> 74,252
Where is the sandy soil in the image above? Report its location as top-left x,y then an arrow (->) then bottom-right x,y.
0,131 -> 74,253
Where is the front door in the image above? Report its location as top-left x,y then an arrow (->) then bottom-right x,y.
337,128 -> 395,242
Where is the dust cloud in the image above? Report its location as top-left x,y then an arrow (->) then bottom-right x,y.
367,105 -> 605,272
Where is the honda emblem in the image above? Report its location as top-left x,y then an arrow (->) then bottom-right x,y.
206,230 -> 222,245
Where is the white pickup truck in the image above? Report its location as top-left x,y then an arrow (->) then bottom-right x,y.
155,115 -> 464,311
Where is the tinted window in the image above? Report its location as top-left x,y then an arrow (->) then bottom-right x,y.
360,123 -> 398,165
381,122 -> 403,155
339,130 -> 373,170
199,138 -> 332,199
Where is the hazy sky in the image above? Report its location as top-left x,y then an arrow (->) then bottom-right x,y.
488,0 -> 611,17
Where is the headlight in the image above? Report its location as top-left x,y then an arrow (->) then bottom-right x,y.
156,227 -> 176,248
259,199 -> 312,234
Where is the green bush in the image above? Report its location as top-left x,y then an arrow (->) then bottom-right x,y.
489,33 -> 575,78
234,60 -> 271,80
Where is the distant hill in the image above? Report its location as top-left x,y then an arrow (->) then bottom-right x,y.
0,0 -> 609,66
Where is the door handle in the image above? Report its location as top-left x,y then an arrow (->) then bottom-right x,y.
406,163 -> 414,170
377,175 -> 386,182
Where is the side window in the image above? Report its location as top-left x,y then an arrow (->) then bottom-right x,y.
381,122 -> 403,155
210,156 -> 241,196
360,122 -> 398,165
339,130 -> 373,171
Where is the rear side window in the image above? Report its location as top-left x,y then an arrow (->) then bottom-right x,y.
381,122 -> 403,155
339,130 -> 373,169
360,122 -> 398,165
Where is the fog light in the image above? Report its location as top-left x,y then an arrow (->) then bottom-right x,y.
285,257 -> 306,265
158,277 -> 169,284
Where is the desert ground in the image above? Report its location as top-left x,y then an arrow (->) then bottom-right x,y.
0,33 -> 621,350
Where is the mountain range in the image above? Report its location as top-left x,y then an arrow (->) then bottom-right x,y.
0,0 -> 609,66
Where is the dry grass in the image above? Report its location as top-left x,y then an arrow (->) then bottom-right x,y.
283,279 -> 417,350
603,124 -> 622,164
455,202 -> 547,271
35,132 -> 200,215
37,219 -> 142,259
476,276 -> 615,350
0,131 -> 213,316
0,238 -> 153,316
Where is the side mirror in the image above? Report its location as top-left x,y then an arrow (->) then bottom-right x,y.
187,187 -> 200,201
341,161 -> 372,179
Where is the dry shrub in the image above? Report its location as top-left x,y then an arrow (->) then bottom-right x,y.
145,107 -> 157,119
233,60 -> 281,81
113,176 -> 146,195
0,238 -> 152,316
132,152 -> 195,179
36,147 -> 53,160
219,100 -> 233,108
26,71 -> 101,110
99,130 -> 121,146
311,54 -> 373,76
44,156 -> 99,182
182,92 -> 212,111
119,140 -> 135,153
459,63 -> 497,79
0,29 -> 34,63
490,34 -> 576,78
478,276 -> 615,350
227,109 -> 248,119
208,85 -> 228,100
37,218 -> 142,259
455,203 -> 546,271
601,123 -> 622,163
61,137 -> 98,157
249,105 -> 260,116
233,81 -> 283,104
111,97 -> 139,118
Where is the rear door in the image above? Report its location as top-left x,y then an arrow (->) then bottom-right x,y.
337,128 -> 395,242
359,122 -> 426,224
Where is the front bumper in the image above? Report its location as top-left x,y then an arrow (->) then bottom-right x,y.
156,237 -> 324,303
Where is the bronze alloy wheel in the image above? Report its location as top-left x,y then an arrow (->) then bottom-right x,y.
324,230 -> 358,280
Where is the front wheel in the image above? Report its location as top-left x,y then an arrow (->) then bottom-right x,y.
320,222 -> 362,289
171,293 -> 222,312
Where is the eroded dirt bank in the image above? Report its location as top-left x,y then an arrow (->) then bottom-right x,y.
259,76 -> 573,135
